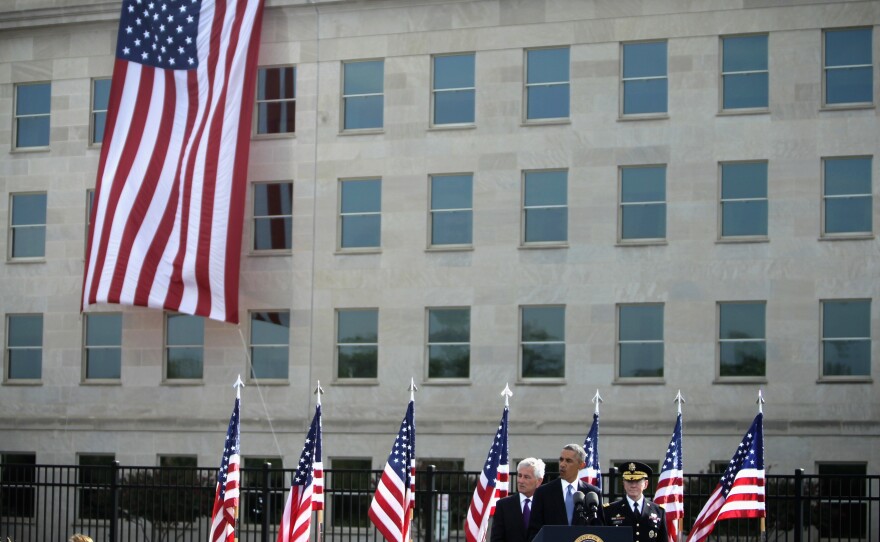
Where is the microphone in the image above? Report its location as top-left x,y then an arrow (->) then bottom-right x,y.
573,490 -> 585,510
585,491 -> 600,521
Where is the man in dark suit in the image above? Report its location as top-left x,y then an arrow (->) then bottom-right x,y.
526,444 -> 605,541
491,458 -> 545,542
605,462 -> 667,542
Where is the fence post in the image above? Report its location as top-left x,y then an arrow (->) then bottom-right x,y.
262,461 -> 273,542
110,460 -> 120,542
425,464 -> 436,542
794,468 -> 804,542
606,467 -> 618,503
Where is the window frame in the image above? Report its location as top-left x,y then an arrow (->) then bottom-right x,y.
247,310 -> 290,383
77,453 -> 116,521
428,173 -> 474,250
341,59 -> 384,132
13,82 -> 51,150
618,165 -> 667,244
425,306 -> 471,382
82,312 -> 123,383
616,303 -> 665,382
822,27 -> 874,108
0,452 -> 37,519
163,312 -> 205,383
719,34 -> 769,114
328,457 -> 373,529
523,46 -> 571,123
337,177 -> 382,252
8,191 -> 48,262
4,313 -> 43,384
519,304 -> 566,382
253,65 -> 297,137
335,308 -> 379,383
251,181 -> 294,254
715,301 -> 767,382
521,169 -> 569,247
620,40 -> 668,118
241,456 -> 284,526
819,298 -> 872,382
820,156 -> 873,239
90,77 -> 112,146
718,160 -> 769,241
431,52 -> 476,128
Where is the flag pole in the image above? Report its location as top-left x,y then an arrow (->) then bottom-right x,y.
484,384 -> 513,542
674,390 -> 685,542
233,375 -> 245,542
407,378 -> 418,542
592,389 -> 603,414
315,381 -> 325,542
757,389 -> 766,542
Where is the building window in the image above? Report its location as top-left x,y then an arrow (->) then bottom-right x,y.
339,178 -> 381,249
824,28 -> 873,106
330,458 -> 372,527
721,35 -> 768,110
718,302 -> 766,378
159,455 -> 197,468
78,454 -> 115,520
84,313 -> 122,381
427,308 -> 470,379
0,453 -> 36,519
253,182 -> 293,251
91,78 -> 111,144
620,166 -> 666,241
5,314 -> 43,381
9,193 -> 47,260
822,157 -> 872,236
256,66 -> 296,135
525,47 -> 570,121
521,306 -> 565,379
337,309 -> 378,379
343,60 -> 383,130
242,457 -> 284,525
249,311 -> 290,380
14,82 -> 50,148
429,174 -> 473,247
165,313 -> 204,380
821,300 -> 871,377
618,304 -> 664,378
720,161 -> 768,238
816,463 -> 868,539
523,170 -> 568,244
622,41 -> 667,116
432,53 -> 475,126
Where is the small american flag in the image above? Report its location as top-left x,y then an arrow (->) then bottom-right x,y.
369,400 -> 416,542
464,405 -> 509,542
277,404 -> 323,542
578,413 -> 601,490
686,413 -> 765,542
209,395 -> 241,542
82,0 -> 265,323
655,413 -> 684,542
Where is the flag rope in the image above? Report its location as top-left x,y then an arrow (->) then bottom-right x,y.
237,325 -> 285,458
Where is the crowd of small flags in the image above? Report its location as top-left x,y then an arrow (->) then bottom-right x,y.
209,381 -> 764,542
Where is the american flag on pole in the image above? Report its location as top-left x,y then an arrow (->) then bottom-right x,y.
82,0 -> 266,324
578,413 -> 601,490
277,403 -> 323,542
369,400 -> 416,542
686,413 -> 765,542
655,413 -> 684,542
464,405 -> 509,542
209,393 -> 241,542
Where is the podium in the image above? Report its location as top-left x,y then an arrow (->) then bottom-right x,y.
532,526 -> 632,542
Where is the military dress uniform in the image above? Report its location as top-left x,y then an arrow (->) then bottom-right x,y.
606,462 -> 668,542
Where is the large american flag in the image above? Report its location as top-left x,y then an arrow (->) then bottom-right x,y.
82,0 -> 265,324
277,404 -> 323,542
464,405 -> 509,542
209,395 -> 241,542
578,413 -> 601,490
655,413 -> 684,542
369,400 -> 416,542
686,413 -> 765,542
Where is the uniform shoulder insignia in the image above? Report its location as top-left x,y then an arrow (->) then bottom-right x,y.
603,503 -> 610,508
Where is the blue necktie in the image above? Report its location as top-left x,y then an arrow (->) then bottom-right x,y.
565,484 -> 574,525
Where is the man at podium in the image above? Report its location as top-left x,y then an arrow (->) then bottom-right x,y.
526,444 -> 605,541
605,462 -> 667,542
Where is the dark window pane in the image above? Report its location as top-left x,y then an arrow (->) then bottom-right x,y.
341,180 -> 381,213
338,310 -> 378,343
258,101 -> 296,134
723,35 -> 768,72
434,89 -> 475,124
8,315 -> 42,347
522,343 -> 564,378
86,349 -> 122,379
722,201 -> 768,237
720,303 -> 765,340
619,343 -> 664,377
428,344 -> 470,378
93,79 -> 111,109
823,301 -> 870,338
619,305 -> 663,341
11,227 -> 46,258
167,314 -> 204,345
522,307 -> 564,341
344,95 -> 383,129
78,455 -> 115,520
93,111 -> 107,143
525,208 -> 568,242
823,340 -> 870,376
8,349 -> 42,379
722,163 -> 768,199
167,348 -> 204,379
723,72 -> 768,109
434,54 -> 474,89
525,171 -> 567,206
431,175 -> 472,209
825,158 -> 871,195
255,183 -> 293,216
338,345 -> 378,378
623,42 -> 667,78
720,342 -> 766,377
428,309 -> 469,342
16,116 -> 50,147
12,193 -> 47,226
527,48 -> 569,84
0,454 -> 36,518
254,217 -> 292,250
251,312 -> 290,344
16,83 -> 50,115
341,215 -> 381,248
825,29 -> 872,67
250,346 -> 289,378
86,314 -> 122,346
344,61 -> 383,94
258,67 -> 295,100
527,85 -> 569,119
622,167 -> 666,202
825,197 -> 872,233
826,67 -> 873,104
622,204 -> 666,239
432,211 -> 472,245
623,79 -> 667,114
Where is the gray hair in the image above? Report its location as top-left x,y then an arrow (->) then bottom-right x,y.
562,443 -> 587,463
517,457 -> 546,479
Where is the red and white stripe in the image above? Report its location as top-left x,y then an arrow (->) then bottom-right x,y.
686,469 -> 765,542
208,453 -> 240,542
655,466 -> 683,542
82,0 -> 264,324
369,461 -> 414,542
465,466 -> 505,542
490,463 -> 509,515
276,461 -> 322,542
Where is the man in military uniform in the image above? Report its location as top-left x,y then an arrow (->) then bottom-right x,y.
605,462 -> 668,542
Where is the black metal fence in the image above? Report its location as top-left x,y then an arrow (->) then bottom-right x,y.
1,463 -> 877,542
